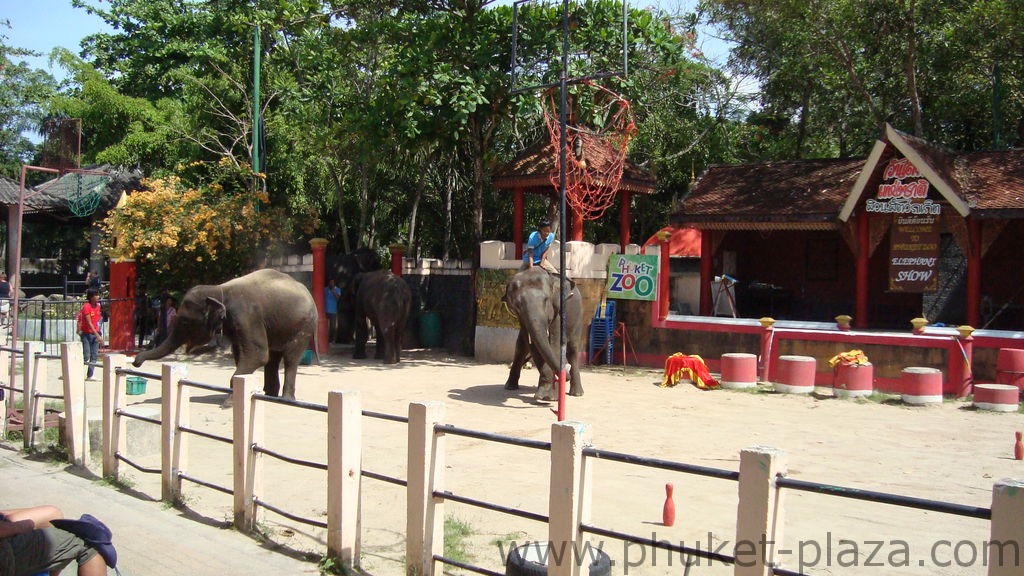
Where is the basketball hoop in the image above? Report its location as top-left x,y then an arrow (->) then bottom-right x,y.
542,80 -> 637,221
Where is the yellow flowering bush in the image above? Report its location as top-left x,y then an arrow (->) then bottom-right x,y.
101,175 -> 294,291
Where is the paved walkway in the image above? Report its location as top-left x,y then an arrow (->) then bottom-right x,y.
0,448 -> 320,576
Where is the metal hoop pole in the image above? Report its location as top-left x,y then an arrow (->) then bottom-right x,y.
556,0 -> 569,422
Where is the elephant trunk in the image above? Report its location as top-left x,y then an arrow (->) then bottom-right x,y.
133,330 -> 184,367
521,300 -> 563,373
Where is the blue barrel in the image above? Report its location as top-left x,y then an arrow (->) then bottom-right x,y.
418,310 -> 442,348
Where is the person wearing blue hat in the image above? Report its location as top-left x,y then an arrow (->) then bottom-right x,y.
523,220 -> 558,273
0,505 -> 113,575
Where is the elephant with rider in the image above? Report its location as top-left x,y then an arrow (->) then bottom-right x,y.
133,269 -> 317,405
503,267 -> 584,401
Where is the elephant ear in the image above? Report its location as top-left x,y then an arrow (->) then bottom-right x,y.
205,297 -> 227,333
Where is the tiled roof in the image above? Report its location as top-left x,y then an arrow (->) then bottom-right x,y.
0,168 -> 142,218
493,133 -> 656,194
675,138 -> 1024,226
675,158 -> 865,225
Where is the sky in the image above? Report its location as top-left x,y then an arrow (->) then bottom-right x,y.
2,0 -> 113,79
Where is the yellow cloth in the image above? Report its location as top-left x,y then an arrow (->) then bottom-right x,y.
661,353 -> 719,390
828,349 -> 869,368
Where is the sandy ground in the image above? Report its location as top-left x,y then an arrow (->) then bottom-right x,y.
33,343 -> 1024,576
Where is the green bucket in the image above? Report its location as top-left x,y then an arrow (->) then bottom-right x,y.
300,349 -> 315,365
126,376 -> 147,395
418,310 -> 442,348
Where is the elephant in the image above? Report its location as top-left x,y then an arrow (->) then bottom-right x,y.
132,269 -> 318,405
502,267 -> 584,401
347,269 -> 411,364
331,247 -> 381,344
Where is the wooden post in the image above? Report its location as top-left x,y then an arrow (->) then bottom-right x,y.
988,478 -> 1024,575
734,446 -> 787,576
59,343 -> 88,467
406,401 -> 445,576
513,188 -> 524,260
854,209 -> 869,328
966,218 -> 982,328
233,374 -> 263,531
699,230 -> 713,316
658,231 -> 671,321
101,354 -> 128,478
327,391 -> 362,570
548,421 -> 594,576
22,341 -> 40,451
160,362 -> 189,502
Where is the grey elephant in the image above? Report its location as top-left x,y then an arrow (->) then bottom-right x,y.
503,267 -> 584,400
133,269 -> 317,404
331,247 -> 381,343
347,269 -> 411,364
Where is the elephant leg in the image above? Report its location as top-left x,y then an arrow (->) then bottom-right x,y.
221,353 -> 265,408
281,351 -> 300,400
264,352 -> 283,397
374,322 -> 387,361
353,316 -> 369,359
567,343 -> 584,396
504,329 -> 530,390
532,342 -> 556,402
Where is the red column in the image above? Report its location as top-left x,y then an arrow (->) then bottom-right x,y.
952,326 -> 975,398
854,209 -> 870,329
699,230 -> 713,316
513,188 -> 524,260
658,232 -> 671,320
759,317 -> 776,383
619,191 -> 631,251
108,259 -> 136,351
966,218 -> 981,328
309,238 -> 329,354
389,244 -> 405,276
570,205 -> 584,241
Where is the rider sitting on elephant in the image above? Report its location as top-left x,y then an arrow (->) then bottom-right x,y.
522,220 -> 557,274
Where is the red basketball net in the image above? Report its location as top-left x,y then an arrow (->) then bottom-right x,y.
543,81 -> 637,221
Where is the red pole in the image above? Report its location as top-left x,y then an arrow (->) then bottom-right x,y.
108,259 -> 136,351
699,230 -> 713,316
966,218 -> 981,328
513,188 -> 524,260
658,231 -> 671,320
954,326 -> 975,398
854,209 -> 870,328
389,244 -> 405,276
570,205 -> 584,241
618,191 -> 631,252
309,238 -> 329,354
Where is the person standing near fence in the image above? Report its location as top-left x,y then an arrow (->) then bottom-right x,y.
0,273 -> 10,327
324,278 -> 341,344
77,290 -> 102,381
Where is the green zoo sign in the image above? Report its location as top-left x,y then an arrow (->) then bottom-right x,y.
605,254 -> 659,301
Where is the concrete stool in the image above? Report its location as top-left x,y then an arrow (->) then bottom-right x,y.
720,353 -> 757,389
995,348 -> 1024,390
834,362 -> 874,398
773,355 -> 816,394
901,367 -> 943,405
972,384 -> 1020,412
59,405 -> 161,456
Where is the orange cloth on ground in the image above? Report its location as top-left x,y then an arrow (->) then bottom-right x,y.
828,349 -> 869,368
661,353 -> 719,390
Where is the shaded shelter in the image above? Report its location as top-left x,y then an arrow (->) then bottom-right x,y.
492,133 -> 656,257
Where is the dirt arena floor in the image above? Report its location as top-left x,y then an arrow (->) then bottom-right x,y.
51,344 -> 1024,575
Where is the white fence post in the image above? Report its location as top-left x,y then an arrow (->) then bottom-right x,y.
406,401 -> 446,576
734,446 -> 788,576
0,344 -> 10,436
233,374 -> 263,531
22,341 -> 41,451
327,390 -> 362,570
59,342 -> 88,467
101,354 -> 128,478
161,362 -> 188,502
987,478 -> 1024,575
548,421 -> 594,576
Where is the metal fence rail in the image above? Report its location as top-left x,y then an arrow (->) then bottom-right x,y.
433,555 -> 504,576
115,409 -> 161,426
775,475 -> 992,519
362,469 -> 407,487
437,423 -> 552,450
436,489 -> 549,523
115,452 -> 161,475
178,472 -> 233,496
178,425 -> 231,445
581,523 -> 737,566
254,496 -> 327,529
582,446 -> 740,481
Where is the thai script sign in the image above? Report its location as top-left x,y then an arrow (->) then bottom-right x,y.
606,254 -> 659,301
888,214 -> 939,292
867,158 -> 941,215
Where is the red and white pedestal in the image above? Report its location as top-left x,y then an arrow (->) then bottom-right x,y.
972,384 -> 1020,412
721,353 -> 758,389
901,367 -> 943,405
834,362 -> 874,398
773,355 -> 816,394
995,348 -> 1024,391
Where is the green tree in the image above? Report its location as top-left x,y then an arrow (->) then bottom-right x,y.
0,24 -> 58,176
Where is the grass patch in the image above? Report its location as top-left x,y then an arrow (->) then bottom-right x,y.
855,392 -> 902,405
444,515 -> 475,565
490,531 -> 527,547
98,474 -> 135,491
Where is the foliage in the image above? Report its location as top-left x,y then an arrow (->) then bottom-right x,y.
100,163 -> 305,293
0,25 -> 58,176
443,515 -> 475,565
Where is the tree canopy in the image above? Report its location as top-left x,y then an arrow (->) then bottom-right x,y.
0,0 -> 1019,290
